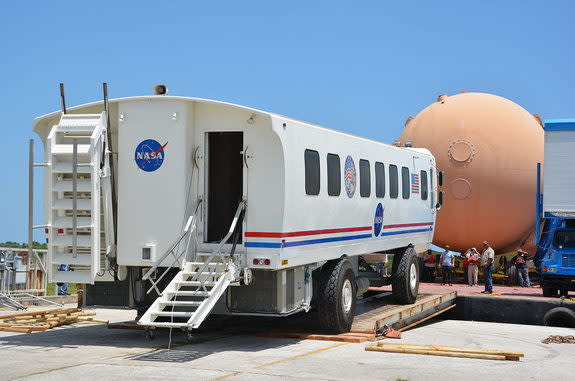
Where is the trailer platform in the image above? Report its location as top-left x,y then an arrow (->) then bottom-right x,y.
109,292 -> 457,343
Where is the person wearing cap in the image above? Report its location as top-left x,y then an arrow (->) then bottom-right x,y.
514,248 -> 532,287
480,241 -> 495,294
440,245 -> 455,286
423,249 -> 436,282
464,248 -> 480,286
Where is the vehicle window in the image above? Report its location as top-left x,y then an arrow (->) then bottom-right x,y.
389,165 -> 398,199
402,166 -> 410,199
327,153 -> 341,196
554,230 -> 575,248
421,170 -> 428,200
304,149 -> 320,195
375,162 -> 385,198
359,159 -> 371,197
430,168 -> 434,208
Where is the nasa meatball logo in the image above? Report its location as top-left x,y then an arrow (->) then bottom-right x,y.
134,139 -> 168,172
344,156 -> 356,198
373,203 -> 384,237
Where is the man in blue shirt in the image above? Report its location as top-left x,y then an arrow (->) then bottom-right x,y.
440,245 -> 455,286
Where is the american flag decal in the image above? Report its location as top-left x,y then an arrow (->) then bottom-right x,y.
411,173 -> 420,193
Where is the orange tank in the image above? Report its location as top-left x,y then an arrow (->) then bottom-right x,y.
399,92 -> 543,253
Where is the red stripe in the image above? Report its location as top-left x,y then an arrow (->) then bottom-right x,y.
245,226 -> 372,238
383,222 -> 433,229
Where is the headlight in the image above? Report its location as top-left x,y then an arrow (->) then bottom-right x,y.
543,267 -> 557,273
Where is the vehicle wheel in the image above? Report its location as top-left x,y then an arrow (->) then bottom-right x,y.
392,247 -> 419,304
543,307 -> 575,328
542,287 -> 558,297
317,258 -> 357,333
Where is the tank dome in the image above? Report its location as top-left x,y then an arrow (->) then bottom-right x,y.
399,92 -> 543,253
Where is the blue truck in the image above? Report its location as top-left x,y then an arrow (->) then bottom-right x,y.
535,119 -> 575,297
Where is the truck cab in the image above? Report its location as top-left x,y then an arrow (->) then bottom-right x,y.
538,221 -> 575,296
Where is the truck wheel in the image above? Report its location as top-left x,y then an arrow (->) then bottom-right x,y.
542,287 -> 558,297
317,258 -> 357,333
392,247 -> 419,304
543,307 -> 575,328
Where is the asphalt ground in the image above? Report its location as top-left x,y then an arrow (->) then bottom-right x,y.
1,306 -> 574,381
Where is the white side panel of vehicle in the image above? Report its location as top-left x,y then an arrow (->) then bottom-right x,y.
543,131 -> 575,214
116,100 -> 191,266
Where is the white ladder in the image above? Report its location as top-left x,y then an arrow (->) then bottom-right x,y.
45,113 -> 112,284
138,201 -> 245,329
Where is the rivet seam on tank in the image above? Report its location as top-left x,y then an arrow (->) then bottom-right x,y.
448,139 -> 475,165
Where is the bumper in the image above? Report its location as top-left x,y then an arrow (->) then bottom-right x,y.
540,274 -> 575,290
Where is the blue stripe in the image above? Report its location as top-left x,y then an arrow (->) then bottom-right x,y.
245,228 -> 432,248
283,234 -> 372,247
244,242 -> 282,248
380,227 -> 432,236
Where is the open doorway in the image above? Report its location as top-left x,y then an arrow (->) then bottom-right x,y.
206,132 -> 243,243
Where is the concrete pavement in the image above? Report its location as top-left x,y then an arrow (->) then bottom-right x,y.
1,307 -> 574,381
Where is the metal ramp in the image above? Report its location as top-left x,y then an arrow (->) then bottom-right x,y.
45,112 -> 113,284
138,201 -> 245,329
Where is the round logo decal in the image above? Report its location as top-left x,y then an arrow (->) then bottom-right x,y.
374,203 -> 384,237
344,156 -> 356,198
134,139 -> 168,172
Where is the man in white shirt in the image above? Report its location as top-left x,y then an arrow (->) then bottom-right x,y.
440,245 -> 455,286
480,241 -> 495,294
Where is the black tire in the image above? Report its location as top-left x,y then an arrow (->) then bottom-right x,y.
392,247 -> 419,304
543,307 -> 575,328
317,258 -> 357,333
542,287 -> 558,297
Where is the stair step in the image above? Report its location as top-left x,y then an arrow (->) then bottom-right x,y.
138,322 -> 190,328
51,235 -> 92,247
53,216 -> 93,229
52,199 -> 92,210
53,180 -> 92,192
51,145 -> 91,155
152,311 -> 194,317
173,280 -> 216,287
182,271 -> 224,277
165,290 -> 211,297
52,162 -> 92,174
159,300 -> 204,307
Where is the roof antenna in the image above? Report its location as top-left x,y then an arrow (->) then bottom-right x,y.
103,82 -> 111,131
60,83 -> 67,114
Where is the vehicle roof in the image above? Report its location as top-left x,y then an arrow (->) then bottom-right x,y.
32,95 -> 433,158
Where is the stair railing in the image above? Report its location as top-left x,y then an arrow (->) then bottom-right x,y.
143,199 -> 202,295
189,200 -> 246,286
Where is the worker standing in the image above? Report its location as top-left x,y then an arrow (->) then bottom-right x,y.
423,250 -> 436,282
480,241 -> 495,294
466,248 -> 479,286
440,245 -> 455,286
514,249 -> 531,287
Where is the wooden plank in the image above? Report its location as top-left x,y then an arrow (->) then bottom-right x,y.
365,345 -> 511,361
77,317 -> 109,324
398,304 -> 457,332
256,332 -> 369,343
0,308 -> 80,320
375,343 -> 524,357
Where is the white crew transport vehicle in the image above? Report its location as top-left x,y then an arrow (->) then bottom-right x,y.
32,86 -> 441,334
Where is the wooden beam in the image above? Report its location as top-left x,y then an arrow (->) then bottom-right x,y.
365,345 -> 510,361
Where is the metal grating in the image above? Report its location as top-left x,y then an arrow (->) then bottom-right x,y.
561,254 -> 575,268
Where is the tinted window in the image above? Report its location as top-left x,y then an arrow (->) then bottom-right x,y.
327,154 -> 341,196
421,170 -> 428,200
402,166 -> 410,199
304,149 -> 320,195
430,168 -> 434,208
359,159 -> 370,197
554,230 -> 575,248
375,162 -> 385,198
389,165 -> 398,199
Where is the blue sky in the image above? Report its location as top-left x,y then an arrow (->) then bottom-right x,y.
1,1 -> 574,242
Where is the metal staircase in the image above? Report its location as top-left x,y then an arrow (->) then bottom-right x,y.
45,112 -> 113,284
138,201 -> 245,329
